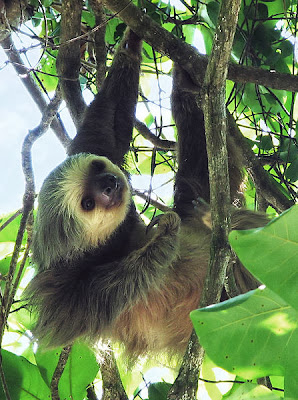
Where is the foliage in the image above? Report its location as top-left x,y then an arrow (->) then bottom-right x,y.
0,343 -> 99,400
25,0 -> 298,197
1,0 -> 298,398
191,205 -> 298,398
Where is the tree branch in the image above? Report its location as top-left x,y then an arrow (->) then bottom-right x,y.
50,345 -> 72,400
201,0 -> 242,305
0,34 -> 71,149
89,0 -> 107,88
99,345 -> 128,400
101,0 -> 298,93
0,89 -> 63,400
0,89 -> 63,337
135,119 -> 177,151
133,189 -> 172,212
169,0 -> 241,398
56,0 -> 86,128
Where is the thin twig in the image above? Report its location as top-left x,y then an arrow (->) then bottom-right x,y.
133,189 -> 171,212
50,345 -> 72,400
135,119 -> 177,151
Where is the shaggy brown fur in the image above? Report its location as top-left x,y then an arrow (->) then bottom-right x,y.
27,29 -> 268,356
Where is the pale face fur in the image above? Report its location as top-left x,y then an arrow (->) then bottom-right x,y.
32,154 -> 131,269
58,154 -> 131,246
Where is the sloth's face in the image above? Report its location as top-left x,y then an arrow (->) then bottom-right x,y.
34,154 -> 131,265
80,158 -> 126,212
57,154 -> 131,246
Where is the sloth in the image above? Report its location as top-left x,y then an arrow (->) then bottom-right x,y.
27,29 -> 268,356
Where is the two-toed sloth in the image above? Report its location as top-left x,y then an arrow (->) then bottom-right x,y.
27,29 -> 268,355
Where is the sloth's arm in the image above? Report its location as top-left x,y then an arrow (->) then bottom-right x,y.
69,30 -> 142,166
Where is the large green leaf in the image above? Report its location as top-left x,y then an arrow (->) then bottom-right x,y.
35,342 -> 99,400
0,349 -> 51,399
191,288 -> 297,380
229,205 -> 298,312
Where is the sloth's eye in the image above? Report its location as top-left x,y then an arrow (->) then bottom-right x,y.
81,197 -> 95,211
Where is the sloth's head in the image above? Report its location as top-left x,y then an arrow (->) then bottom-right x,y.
32,154 -> 131,269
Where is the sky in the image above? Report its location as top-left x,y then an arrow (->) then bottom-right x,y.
0,35 -> 71,214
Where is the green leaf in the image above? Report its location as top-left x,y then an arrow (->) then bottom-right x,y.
274,58 -> 291,74
42,0 -> 53,7
191,287 -> 297,380
105,17 -> 121,44
258,135 -> 274,151
148,382 -> 171,399
82,10 -> 96,28
285,158 -> 298,181
262,0 -> 290,15
242,83 -> 261,113
39,53 -> 58,92
206,1 -> 220,27
229,205 -> 298,312
280,40 -> 293,58
223,382 -> 282,399
0,349 -> 51,399
244,3 -> 268,20
199,24 -> 214,55
137,151 -> 173,175
279,138 -> 297,161
35,342 -> 99,400
0,212 -> 24,243
31,16 -> 42,27
145,113 -> 155,128
0,252 -> 12,275
114,22 -> 127,41
251,23 -> 280,57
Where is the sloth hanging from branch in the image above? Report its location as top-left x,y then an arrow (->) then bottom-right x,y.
26,27 -> 268,356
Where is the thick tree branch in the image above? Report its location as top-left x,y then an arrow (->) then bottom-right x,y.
168,0 -> 241,398
201,0 -> 242,305
0,0 -> 30,41
167,330 -> 203,400
1,34 -> 70,149
56,0 -> 86,128
99,346 -> 128,400
101,0 -> 298,93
